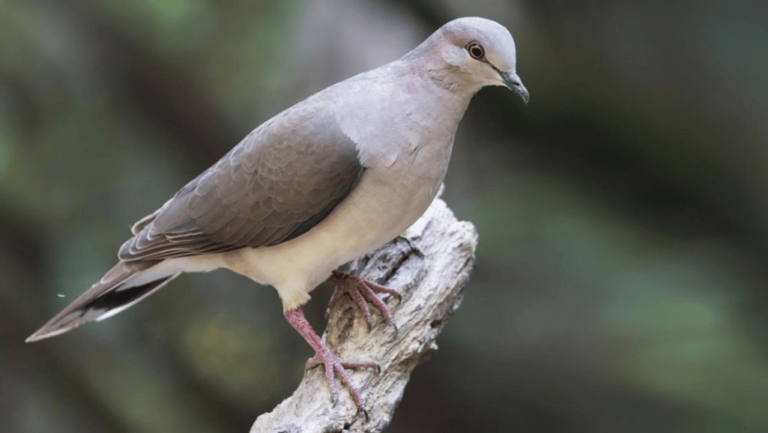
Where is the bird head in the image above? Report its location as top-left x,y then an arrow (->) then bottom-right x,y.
424,17 -> 529,104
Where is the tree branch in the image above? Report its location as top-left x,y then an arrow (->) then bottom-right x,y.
251,195 -> 478,433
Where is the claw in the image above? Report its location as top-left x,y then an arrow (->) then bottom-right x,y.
358,406 -> 370,421
286,308 -> 377,408
326,271 -> 400,330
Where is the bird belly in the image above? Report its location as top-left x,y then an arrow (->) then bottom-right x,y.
215,168 -> 441,310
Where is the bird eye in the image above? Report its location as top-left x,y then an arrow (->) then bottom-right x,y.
467,43 -> 485,60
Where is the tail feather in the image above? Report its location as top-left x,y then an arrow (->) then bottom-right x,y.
26,260 -> 175,342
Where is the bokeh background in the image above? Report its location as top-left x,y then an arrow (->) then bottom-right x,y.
2,0 -> 768,432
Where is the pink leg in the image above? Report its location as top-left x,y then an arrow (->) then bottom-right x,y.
325,270 -> 401,330
284,308 -> 377,408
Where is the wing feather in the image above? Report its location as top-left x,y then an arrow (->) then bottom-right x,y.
119,99 -> 363,262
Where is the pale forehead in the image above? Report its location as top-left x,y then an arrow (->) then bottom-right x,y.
439,17 -> 517,67
441,17 -> 514,47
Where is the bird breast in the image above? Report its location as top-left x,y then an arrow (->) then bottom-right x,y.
206,63 -> 471,309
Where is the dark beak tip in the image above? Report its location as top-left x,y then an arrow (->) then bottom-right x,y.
520,90 -> 530,105
500,72 -> 529,105
512,84 -> 530,105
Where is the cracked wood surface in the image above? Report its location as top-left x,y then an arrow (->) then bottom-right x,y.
251,196 -> 478,433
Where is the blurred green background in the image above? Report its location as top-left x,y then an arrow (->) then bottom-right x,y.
3,0 -> 768,432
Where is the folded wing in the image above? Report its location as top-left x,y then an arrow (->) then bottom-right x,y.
120,103 -> 364,261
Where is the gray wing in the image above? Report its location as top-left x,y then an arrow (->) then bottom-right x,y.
118,103 -> 363,261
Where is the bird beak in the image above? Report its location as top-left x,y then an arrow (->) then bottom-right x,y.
500,71 -> 530,105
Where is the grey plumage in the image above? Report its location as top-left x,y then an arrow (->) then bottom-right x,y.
26,261 -> 174,339
119,107 -> 363,261
27,16 -> 528,346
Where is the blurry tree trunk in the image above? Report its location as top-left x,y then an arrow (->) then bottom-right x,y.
251,195 -> 478,433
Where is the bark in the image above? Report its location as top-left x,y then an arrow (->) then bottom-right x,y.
251,196 -> 478,433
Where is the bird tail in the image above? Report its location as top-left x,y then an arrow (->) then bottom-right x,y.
26,260 -> 178,342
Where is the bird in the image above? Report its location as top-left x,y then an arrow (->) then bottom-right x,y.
27,16 -> 529,407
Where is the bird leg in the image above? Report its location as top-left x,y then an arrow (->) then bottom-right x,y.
284,308 -> 378,408
325,270 -> 400,330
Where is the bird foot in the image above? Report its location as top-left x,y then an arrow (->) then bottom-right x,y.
285,308 -> 377,408
325,270 -> 400,331
305,350 -> 379,408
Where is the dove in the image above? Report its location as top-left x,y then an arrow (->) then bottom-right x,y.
27,16 -> 529,407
